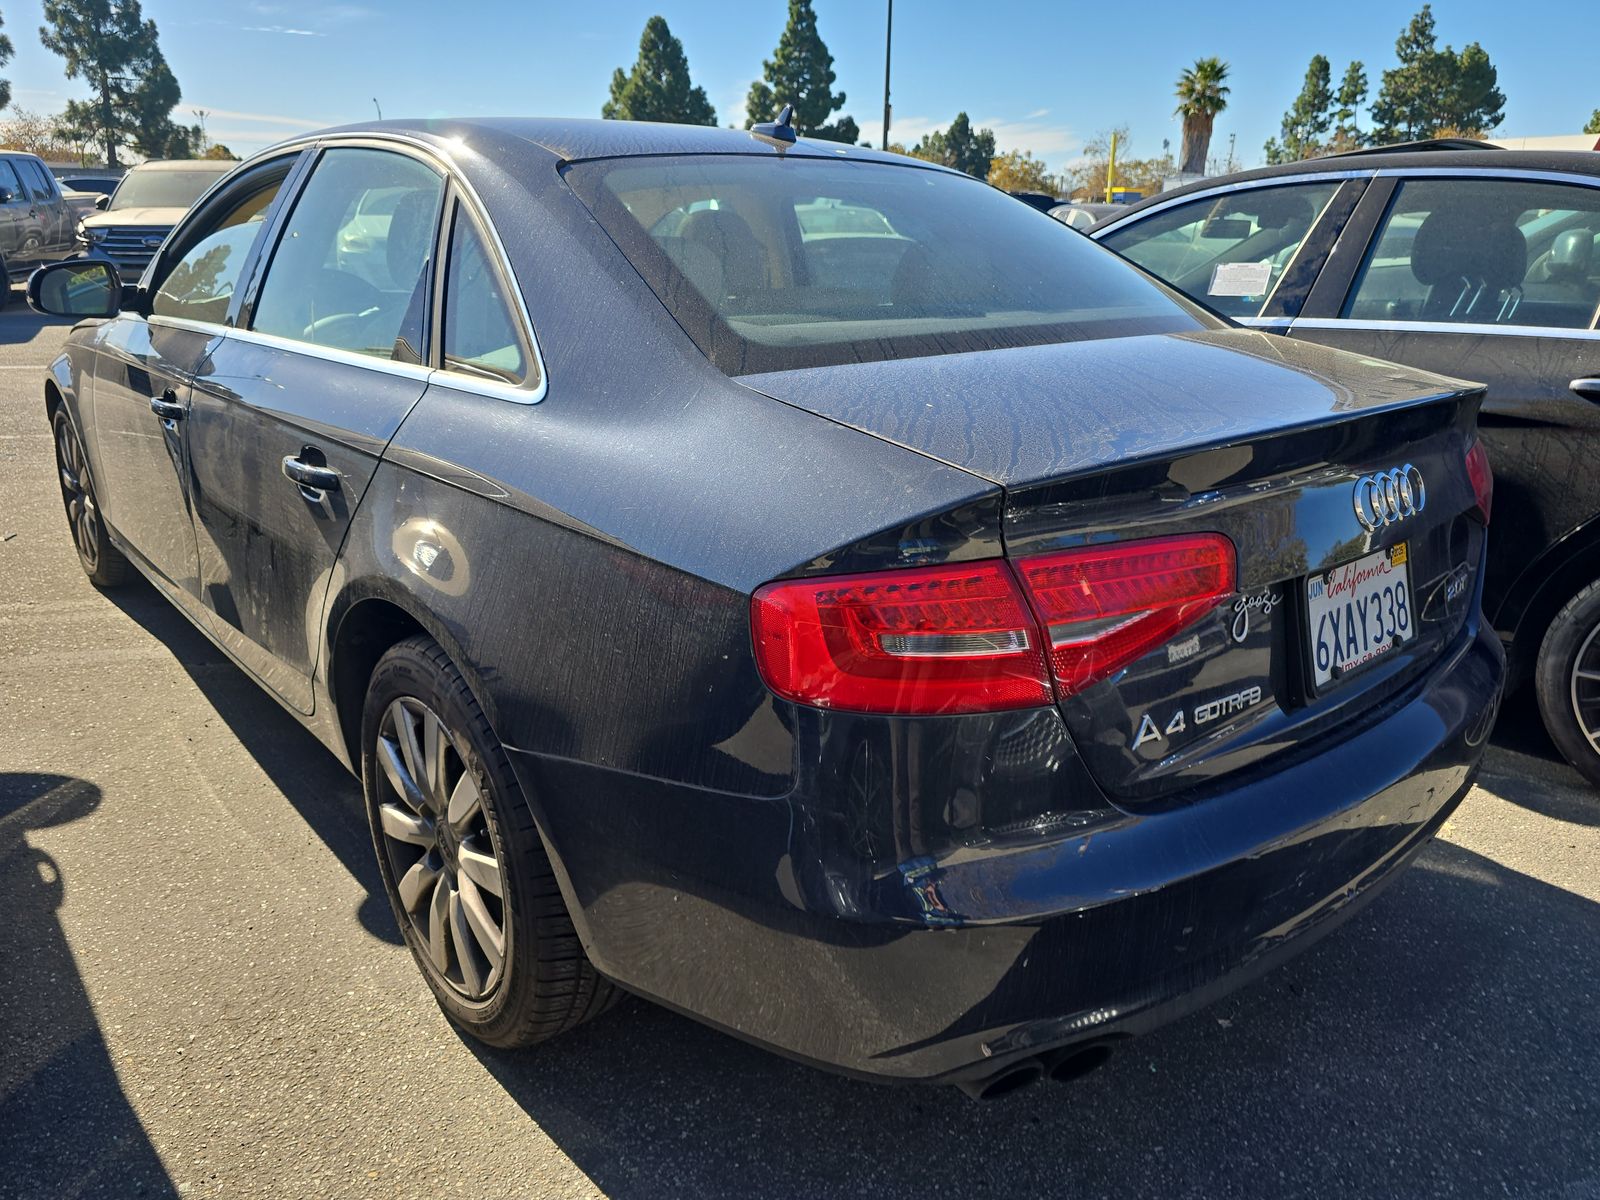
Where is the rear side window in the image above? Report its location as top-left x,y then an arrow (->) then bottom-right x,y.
251,148 -> 443,360
0,160 -> 23,203
1099,182 -> 1341,318
17,159 -> 56,201
564,155 -> 1205,375
441,209 -> 528,384
1344,178 -> 1600,330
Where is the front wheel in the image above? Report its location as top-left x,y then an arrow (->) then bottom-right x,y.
361,634 -> 615,1046
52,408 -> 130,587
1535,579 -> 1600,789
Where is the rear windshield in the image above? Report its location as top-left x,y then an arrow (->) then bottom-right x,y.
111,168 -> 228,211
564,155 -> 1209,375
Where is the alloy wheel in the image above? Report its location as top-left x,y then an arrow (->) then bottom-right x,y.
54,418 -> 100,572
375,697 -> 509,999
1568,621 -> 1600,757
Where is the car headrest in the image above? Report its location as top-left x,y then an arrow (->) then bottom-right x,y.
1546,229 -> 1594,284
386,191 -> 437,287
1411,207 -> 1527,293
677,209 -> 766,297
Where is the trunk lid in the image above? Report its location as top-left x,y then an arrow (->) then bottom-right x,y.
743,329 -> 1487,800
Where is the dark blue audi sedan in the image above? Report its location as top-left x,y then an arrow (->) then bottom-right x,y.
30,117 -> 1503,1098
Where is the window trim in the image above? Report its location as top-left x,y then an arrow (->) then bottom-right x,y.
224,133 -> 547,403
431,190 -> 536,390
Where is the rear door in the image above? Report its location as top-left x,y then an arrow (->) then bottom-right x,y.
187,144 -> 445,713
1284,171 -> 1600,625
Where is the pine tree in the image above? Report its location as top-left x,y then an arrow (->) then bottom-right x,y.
40,0 -> 180,168
602,15 -> 716,126
912,113 -> 997,179
1371,5 -> 1504,143
744,0 -> 857,142
1587,110 -> 1600,137
1267,55 -> 1333,163
1332,61 -> 1368,149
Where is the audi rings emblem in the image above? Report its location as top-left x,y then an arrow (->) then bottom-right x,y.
1353,464 -> 1426,532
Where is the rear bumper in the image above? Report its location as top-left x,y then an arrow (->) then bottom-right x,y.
508,617 -> 1503,1085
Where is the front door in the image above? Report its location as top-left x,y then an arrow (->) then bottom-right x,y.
1286,173 -> 1600,623
88,165 -> 294,605
0,160 -> 28,273
187,146 -> 444,712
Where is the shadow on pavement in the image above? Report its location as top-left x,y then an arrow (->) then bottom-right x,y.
462,846 -> 1598,1200
103,576 -> 400,945
94,571 -> 1599,1197
1485,686 -> 1600,826
0,773 -> 179,1200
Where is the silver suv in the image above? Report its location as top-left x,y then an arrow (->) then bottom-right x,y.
0,152 -> 77,307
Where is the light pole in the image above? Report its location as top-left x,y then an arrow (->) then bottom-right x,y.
881,0 -> 892,150
373,98 -> 383,121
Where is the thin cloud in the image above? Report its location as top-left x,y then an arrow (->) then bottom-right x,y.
243,24 -> 321,35
189,106 -> 329,130
1026,108 -> 1050,120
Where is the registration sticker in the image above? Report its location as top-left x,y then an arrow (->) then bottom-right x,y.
1306,543 -> 1413,688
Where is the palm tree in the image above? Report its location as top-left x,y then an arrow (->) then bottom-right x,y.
1175,57 -> 1231,175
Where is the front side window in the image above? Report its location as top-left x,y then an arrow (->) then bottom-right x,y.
564,155 -> 1205,375
441,209 -> 528,384
251,148 -> 443,359
152,180 -> 284,325
1099,182 -> 1341,318
1344,177 -> 1600,330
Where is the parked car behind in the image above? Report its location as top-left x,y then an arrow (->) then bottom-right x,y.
0,150 -> 78,306
30,118 -> 1502,1097
1048,201 -> 1120,231
1090,145 -> 1600,785
77,158 -> 234,280
58,174 -> 122,197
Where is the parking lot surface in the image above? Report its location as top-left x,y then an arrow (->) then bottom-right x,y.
2,301 -> 1597,1199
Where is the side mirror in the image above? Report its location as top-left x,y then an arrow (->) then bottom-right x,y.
28,260 -> 124,318
0,186 -> 12,205
94,194 -> 109,210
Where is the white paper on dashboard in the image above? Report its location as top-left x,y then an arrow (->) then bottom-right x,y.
1207,261 -> 1274,296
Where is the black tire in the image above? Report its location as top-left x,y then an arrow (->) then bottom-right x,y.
1535,579 -> 1600,790
361,634 -> 614,1046
51,407 -> 131,588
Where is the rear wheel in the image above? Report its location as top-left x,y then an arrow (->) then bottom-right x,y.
361,634 -> 615,1046
1535,579 -> 1600,789
51,408 -> 130,587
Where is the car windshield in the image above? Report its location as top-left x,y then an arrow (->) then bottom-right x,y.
110,168 -> 226,211
564,155 -> 1208,375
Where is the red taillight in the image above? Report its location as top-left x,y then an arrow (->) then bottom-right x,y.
750,559 -> 1052,714
1016,533 -> 1236,697
1465,437 -> 1493,523
751,533 -> 1237,714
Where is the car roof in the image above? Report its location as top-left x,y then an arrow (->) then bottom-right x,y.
1098,148 -> 1600,223
301,116 -> 963,175
127,158 -> 235,172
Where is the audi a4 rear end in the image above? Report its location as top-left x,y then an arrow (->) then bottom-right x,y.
32,117 -> 1504,1097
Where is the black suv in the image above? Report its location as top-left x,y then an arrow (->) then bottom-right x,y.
1091,145 -> 1600,782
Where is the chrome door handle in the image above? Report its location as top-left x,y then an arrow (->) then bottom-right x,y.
1572,377 -> 1600,402
282,455 -> 340,494
149,390 -> 184,420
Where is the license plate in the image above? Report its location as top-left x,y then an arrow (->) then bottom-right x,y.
1305,543 -> 1413,688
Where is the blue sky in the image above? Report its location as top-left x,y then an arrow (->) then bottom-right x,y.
3,0 -> 1593,169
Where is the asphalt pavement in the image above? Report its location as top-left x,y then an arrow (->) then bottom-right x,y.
1,293 -> 1597,1200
